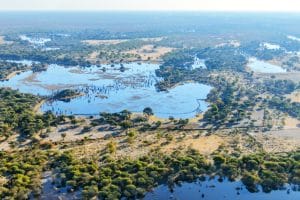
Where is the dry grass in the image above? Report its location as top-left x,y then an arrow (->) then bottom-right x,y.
125,45 -> 174,61
161,134 -> 223,156
286,90 -> 300,103
255,72 -> 300,82
253,129 -> 300,153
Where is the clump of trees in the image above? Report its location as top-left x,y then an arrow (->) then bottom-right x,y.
262,79 -> 298,95
50,149 -> 300,199
0,88 -> 60,139
0,150 -> 48,199
267,96 -> 300,119
52,89 -> 82,102
197,46 -> 248,72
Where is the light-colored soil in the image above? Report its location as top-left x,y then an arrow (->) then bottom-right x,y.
125,45 -> 174,61
89,51 -> 99,60
0,36 -> 5,45
286,90 -> 300,103
284,117 -> 300,128
0,176 -> 7,186
5,70 -> 22,80
253,128 -> 300,153
43,121 -> 114,143
33,100 -> 45,114
255,72 -> 300,82
162,134 -> 223,155
83,39 -> 128,45
0,135 -> 17,151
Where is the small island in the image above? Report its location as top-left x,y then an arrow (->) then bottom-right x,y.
51,89 -> 84,102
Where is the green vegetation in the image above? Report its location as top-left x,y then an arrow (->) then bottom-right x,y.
52,89 -> 83,102
197,46 -> 247,72
263,79 -> 299,95
267,96 -> 300,119
48,149 -> 300,199
0,150 -> 49,199
0,88 -> 60,139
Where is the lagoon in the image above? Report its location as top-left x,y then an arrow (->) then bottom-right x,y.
248,57 -> 286,73
0,63 -> 212,118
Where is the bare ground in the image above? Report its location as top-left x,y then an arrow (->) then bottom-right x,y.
125,45 -> 174,61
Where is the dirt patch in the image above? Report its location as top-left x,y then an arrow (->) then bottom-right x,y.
125,45 -> 174,61
5,70 -> 22,80
255,72 -> 300,82
89,51 -> 99,60
253,129 -> 300,153
286,90 -> 300,103
161,134 -> 223,155
0,36 -> 5,45
284,117 -> 300,128
33,100 -> 45,114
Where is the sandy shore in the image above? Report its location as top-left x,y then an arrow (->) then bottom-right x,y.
5,70 -> 22,80
33,100 -> 46,114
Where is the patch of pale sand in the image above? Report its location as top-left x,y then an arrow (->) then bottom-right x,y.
148,114 -> 169,123
255,72 -> 300,82
0,134 -> 18,151
0,176 -> 7,186
284,117 -> 300,128
162,135 -> 223,155
125,45 -> 174,61
33,100 -> 45,114
5,70 -> 22,80
286,91 -> 300,103
253,129 -> 300,153
189,114 -> 204,123
70,139 -> 110,159
0,36 -> 4,45
83,39 -> 128,45
88,51 -> 99,60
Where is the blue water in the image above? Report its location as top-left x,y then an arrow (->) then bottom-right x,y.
248,57 -> 286,73
144,178 -> 300,200
0,63 -> 212,118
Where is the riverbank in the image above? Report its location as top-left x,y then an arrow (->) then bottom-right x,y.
4,70 -> 22,80
33,99 -> 45,114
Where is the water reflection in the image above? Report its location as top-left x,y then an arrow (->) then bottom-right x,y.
144,178 -> 300,200
0,63 -> 212,118
248,57 -> 286,73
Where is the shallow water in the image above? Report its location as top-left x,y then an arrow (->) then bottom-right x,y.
261,42 -> 280,50
287,35 -> 300,42
20,35 -> 51,45
192,57 -> 207,69
248,57 -> 286,73
0,63 -> 212,118
144,178 -> 300,200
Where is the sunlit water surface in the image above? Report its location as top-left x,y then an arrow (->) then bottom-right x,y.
0,63 -> 212,118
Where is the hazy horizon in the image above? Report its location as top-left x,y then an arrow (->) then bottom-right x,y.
1,0 -> 300,12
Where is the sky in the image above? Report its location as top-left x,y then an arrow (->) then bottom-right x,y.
1,0 -> 300,11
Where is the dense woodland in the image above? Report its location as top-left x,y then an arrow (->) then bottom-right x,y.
0,88 -> 61,139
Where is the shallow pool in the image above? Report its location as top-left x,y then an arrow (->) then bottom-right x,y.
0,63 -> 212,118
248,57 -> 286,73
144,178 -> 300,200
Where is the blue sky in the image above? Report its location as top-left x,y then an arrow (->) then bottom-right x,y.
1,0 -> 300,11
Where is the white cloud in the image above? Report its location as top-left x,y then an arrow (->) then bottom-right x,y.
1,0 -> 300,11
